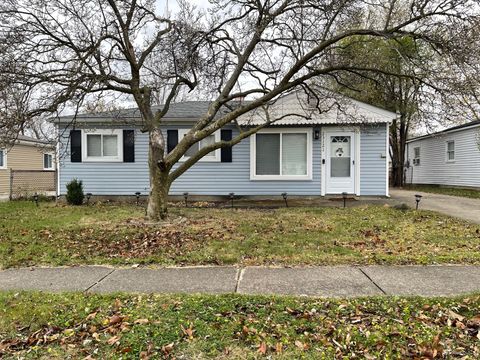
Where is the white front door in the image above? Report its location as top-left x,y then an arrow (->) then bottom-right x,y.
325,132 -> 355,194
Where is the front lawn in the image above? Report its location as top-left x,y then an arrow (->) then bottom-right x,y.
1,291 -> 480,358
403,185 -> 480,199
1,201 -> 480,268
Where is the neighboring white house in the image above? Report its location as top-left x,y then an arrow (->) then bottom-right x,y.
405,120 -> 480,188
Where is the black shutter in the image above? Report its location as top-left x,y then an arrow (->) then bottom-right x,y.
167,130 -> 178,153
123,130 -> 135,162
221,129 -> 232,162
70,130 -> 82,162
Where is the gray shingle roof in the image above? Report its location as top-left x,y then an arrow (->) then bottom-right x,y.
53,93 -> 396,125
55,101 -> 218,122
1,134 -> 51,145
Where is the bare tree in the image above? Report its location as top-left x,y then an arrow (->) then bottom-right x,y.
1,0 -> 479,219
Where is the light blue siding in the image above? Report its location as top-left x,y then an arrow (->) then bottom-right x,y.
58,127 -> 150,195
360,124 -> 388,196
58,124 -> 388,196
168,127 -> 321,196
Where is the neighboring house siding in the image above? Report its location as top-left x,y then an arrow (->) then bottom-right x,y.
360,123 -> 388,196
58,124 -> 388,196
0,144 -> 54,197
6,144 -> 47,170
406,127 -> 480,188
0,171 -> 8,195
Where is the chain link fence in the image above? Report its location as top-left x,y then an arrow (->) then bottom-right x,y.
9,170 -> 57,200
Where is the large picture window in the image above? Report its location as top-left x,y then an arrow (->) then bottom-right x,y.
251,129 -> 312,180
178,129 -> 220,162
82,130 -> 123,162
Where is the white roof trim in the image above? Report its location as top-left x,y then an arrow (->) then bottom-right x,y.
407,122 -> 480,143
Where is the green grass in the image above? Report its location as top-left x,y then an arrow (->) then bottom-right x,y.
1,291 -> 480,358
1,201 -> 480,268
404,184 -> 480,199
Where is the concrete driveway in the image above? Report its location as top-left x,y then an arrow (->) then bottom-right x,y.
389,188 -> 480,224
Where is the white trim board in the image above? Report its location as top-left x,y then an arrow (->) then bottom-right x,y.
250,127 -> 313,181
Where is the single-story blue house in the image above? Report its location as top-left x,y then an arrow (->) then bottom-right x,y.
54,91 -> 395,198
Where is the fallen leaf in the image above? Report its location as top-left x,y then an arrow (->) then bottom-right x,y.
114,299 -> 122,310
86,312 -> 98,321
470,315 -> 480,326
258,342 -> 267,355
295,340 -> 305,350
140,351 -> 150,360
448,310 -> 465,322
109,315 -> 123,325
162,342 -> 174,355
107,335 -> 121,345
63,329 -> 75,337
181,324 -> 194,339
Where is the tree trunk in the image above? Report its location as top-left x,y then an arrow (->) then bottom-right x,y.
146,128 -> 170,220
390,122 -> 407,188
391,149 -> 404,187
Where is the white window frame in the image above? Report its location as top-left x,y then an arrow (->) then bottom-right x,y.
82,129 -> 123,162
413,147 -> 420,166
446,140 -> 455,162
43,152 -> 55,170
0,149 -> 6,169
178,129 -> 221,162
250,128 -> 312,181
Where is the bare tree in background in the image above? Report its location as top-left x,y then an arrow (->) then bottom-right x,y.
1,0 -> 479,219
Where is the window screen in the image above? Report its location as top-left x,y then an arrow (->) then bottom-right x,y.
103,135 -> 118,156
256,134 -> 280,175
87,134 -> 102,157
44,154 -> 53,169
282,133 -> 307,175
447,141 -> 455,161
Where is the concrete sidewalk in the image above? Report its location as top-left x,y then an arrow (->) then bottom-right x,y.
1,265 -> 480,297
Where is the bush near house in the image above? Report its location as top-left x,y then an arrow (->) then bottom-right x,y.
65,179 -> 85,205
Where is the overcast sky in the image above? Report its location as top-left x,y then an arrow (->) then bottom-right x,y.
157,0 -> 211,14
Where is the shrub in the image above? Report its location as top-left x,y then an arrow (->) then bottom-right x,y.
66,179 -> 84,205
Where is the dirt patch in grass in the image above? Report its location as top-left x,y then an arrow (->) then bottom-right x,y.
62,216 -> 241,261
